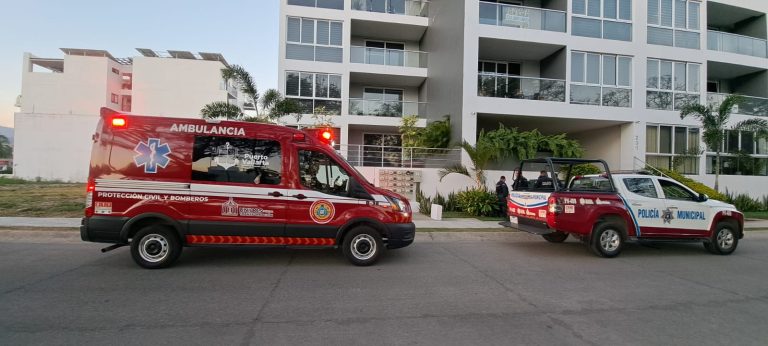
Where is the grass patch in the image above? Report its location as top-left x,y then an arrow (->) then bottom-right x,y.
417,228 -> 513,232
0,182 -> 85,217
744,212 -> 768,220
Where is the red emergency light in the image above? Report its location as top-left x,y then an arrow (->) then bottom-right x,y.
111,117 -> 127,128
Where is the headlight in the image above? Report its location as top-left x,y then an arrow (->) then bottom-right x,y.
386,196 -> 409,213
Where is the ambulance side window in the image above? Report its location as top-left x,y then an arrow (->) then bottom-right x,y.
191,136 -> 282,185
298,150 -> 351,197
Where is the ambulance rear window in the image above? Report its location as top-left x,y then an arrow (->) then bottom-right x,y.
191,136 -> 282,185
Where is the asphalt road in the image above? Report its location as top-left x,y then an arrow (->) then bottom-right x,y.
2,231 -> 768,345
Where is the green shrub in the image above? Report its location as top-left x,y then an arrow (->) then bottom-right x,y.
444,191 -> 459,212
724,190 -> 766,212
559,163 -> 602,177
433,193 -> 446,208
655,168 -> 727,202
456,188 -> 499,217
416,189 -> 432,216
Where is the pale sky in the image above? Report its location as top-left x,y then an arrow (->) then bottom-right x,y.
0,0 -> 279,127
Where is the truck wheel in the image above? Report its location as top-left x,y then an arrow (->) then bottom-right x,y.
590,222 -> 624,258
710,221 -> 739,255
542,231 -> 569,243
130,226 -> 182,269
342,226 -> 383,266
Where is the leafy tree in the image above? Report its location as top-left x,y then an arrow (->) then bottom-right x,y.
479,124 -> 583,161
201,102 -> 243,120
680,94 -> 768,191
399,115 -> 421,148
420,116 -> 451,148
0,135 -> 11,158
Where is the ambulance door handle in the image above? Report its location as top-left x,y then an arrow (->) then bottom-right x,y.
292,194 -> 307,200
269,191 -> 283,198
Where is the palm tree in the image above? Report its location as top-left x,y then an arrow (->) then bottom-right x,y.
0,135 -> 11,158
201,102 -> 243,120
679,94 -> 768,191
222,65 -> 259,115
258,88 -> 303,122
438,141 -> 496,190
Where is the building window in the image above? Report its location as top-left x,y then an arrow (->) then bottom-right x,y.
570,51 -> 632,107
646,59 -> 700,110
572,0 -> 632,41
285,71 -> 342,115
191,136 -> 282,184
111,68 -> 120,75
646,124 -> 700,174
287,0 -> 343,10
706,130 -> 768,176
647,0 -> 700,49
286,16 -> 343,63
110,93 -> 119,104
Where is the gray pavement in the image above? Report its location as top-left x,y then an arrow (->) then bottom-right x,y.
1,230 -> 768,345
3,216 -> 768,229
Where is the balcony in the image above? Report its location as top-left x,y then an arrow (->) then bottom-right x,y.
351,0 -> 428,17
350,46 -> 427,68
479,2 -> 566,33
349,99 -> 427,117
477,74 -> 566,102
708,93 -> 768,117
708,31 -> 768,59
339,144 -> 461,168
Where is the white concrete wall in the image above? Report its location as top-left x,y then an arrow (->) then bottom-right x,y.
130,57 -> 230,118
21,54 -> 113,115
13,113 -> 99,182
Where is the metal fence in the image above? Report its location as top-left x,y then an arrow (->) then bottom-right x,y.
335,145 -> 461,168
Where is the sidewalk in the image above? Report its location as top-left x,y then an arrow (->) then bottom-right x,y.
1,216 -> 767,230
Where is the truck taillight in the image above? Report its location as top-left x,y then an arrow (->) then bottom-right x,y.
84,182 -> 95,217
548,196 -> 562,214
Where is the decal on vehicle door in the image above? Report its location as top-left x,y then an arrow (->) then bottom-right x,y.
310,200 -> 335,224
133,138 -> 172,174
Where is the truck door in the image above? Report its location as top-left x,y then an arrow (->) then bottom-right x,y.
620,177 -> 667,237
657,178 -> 710,236
186,135 -> 287,240
284,148 -> 364,245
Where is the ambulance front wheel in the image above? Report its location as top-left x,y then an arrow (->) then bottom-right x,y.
130,226 -> 182,269
342,226 -> 383,266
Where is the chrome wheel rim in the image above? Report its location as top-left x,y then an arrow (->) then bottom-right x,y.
717,228 -> 735,250
600,229 -> 621,252
138,234 -> 169,263
351,234 -> 376,260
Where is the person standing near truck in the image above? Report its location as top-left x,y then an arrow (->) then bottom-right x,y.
495,176 -> 509,216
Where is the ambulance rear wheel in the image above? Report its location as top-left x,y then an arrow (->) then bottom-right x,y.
130,226 -> 182,269
590,222 -> 624,258
342,226 -> 383,266
542,231 -> 569,243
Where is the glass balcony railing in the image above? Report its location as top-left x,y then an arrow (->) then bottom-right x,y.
707,30 -> 768,58
478,73 -> 566,102
479,2 -> 566,32
708,93 -> 768,117
349,99 -> 427,117
351,0 -> 428,17
350,46 -> 428,68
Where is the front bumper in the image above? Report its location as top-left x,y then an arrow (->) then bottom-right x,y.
385,222 -> 415,249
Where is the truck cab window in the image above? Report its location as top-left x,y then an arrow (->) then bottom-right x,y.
659,179 -> 696,201
191,136 -> 282,185
299,150 -> 351,197
623,178 -> 658,198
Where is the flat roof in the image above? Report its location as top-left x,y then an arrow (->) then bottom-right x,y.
50,48 -> 229,66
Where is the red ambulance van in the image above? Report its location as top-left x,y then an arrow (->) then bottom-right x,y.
81,108 -> 415,268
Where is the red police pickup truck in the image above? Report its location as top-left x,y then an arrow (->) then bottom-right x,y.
507,158 -> 744,257
81,108 -> 415,268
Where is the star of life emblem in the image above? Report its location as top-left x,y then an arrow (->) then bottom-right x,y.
134,138 -> 172,174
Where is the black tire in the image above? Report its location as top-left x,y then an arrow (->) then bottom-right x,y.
710,221 -> 739,255
590,222 -> 624,258
542,231 -> 569,243
342,226 -> 383,266
703,241 -> 717,254
130,226 -> 182,269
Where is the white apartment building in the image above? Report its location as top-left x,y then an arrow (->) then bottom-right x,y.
279,0 -> 768,198
14,48 -> 238,181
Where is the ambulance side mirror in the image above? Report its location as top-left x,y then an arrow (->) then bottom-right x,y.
697,193 -> 708,202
